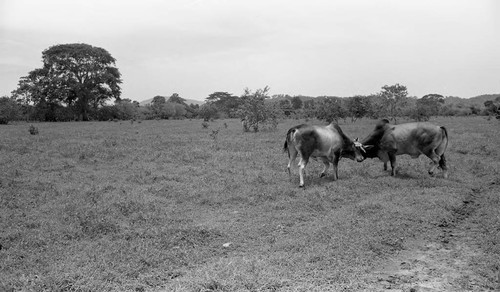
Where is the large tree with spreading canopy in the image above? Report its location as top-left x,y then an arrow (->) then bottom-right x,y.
12,43 -> 122,121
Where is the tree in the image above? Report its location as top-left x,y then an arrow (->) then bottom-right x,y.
314,97 -> 347,123
163,103 -> 176,118
114,99 -> 139,120
346,95 -> 371,122
291,96 -> 303,110
206,91 -> 241,118
11,68 -> 57,121
168,93 -> 186,105
0,96 -> 20,124
173,103 -> 187,118
199,103 -> 219,121
414,94 -> 445,121
279,99 -> 291,109
151,95 -> 167,118
238,86 -> 271,132
13,43 -> 121,121
484,100 -> 499,116
380,84 -> 408,123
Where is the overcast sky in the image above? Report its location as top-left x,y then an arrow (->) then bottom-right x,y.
1,0 -> 499,102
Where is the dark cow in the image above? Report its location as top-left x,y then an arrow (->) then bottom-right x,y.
357,119 -> 449,178
284,123 -> 364,187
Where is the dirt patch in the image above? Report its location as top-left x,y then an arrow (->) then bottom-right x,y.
363,187 -> 498,291
365,237 -> 488,291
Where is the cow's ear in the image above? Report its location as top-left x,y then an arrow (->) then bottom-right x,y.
363,145 -> 375,150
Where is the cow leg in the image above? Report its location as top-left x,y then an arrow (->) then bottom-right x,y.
319,157 -> 330,178
287,148 -> 298,176
379,152 -> 390,171
439,154 -> 448,178
298,157 -> 309,187
332,154 -> 340,181
388,152 -> 397,176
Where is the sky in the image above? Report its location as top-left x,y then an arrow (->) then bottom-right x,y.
1,0 -> 499,102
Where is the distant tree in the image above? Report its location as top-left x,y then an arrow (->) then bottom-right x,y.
440,104 -> 457,117
96,105 -> 120,121
150,95 -> 167,118
168,93 -> 186,105
380,84 -> 408,123
279,99 -> 291,109
13,43 -> 121,121
469,105 -> 481,115
0,96 -> 20,124
365,94 -> 385,119
315,97 -> 347,123
206,91 -> 241,118
302,99 -> 317,118
137,106 -> 154,120
151,95 -> 166,106
303,99 -> 315,109
484,100 -> 499,116
291,96 -> 303,109
186,103 -> 200,118
199,103 -> 219,121
114,99 -> 139,120
238,86 -> 271,132
346,95 -> 371,122
413,94 -> 445,121
173,103 -> 187,118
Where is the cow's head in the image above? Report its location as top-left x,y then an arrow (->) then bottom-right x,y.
353,138 -> 376,160
342,139 -> 365,162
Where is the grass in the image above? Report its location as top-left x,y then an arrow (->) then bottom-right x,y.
0,116 -> 499,291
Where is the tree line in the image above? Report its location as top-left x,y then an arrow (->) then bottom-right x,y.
1,43 -> 499,125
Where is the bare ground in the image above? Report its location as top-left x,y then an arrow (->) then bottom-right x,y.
363,185 -> 499,292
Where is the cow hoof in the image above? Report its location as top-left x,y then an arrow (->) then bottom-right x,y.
428,171 -> 435,177
299,184 -> 305,188
320,173 -> 326,178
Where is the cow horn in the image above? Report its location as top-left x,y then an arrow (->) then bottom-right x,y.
353,140 -> 366,153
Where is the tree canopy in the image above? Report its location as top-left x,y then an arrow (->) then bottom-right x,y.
12,43 -> 122,121
379,83 -> 408,122
414,94 -> 445,120
205,92 -> 241,118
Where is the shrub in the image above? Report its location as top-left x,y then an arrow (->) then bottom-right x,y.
29,125 -> 39,135
0,96 -> 20,124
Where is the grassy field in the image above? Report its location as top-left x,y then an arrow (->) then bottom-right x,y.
1,117 -> 499,291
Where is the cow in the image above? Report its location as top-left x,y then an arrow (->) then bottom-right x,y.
356,119 -> 449,178
284,123 -> 364,187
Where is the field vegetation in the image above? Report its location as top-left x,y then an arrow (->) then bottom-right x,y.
1,116 -> 499,291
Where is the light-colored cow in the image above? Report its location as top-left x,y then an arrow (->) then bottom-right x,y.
284,123 -> 364,187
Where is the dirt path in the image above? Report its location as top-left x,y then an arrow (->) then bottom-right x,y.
366,236 -> 486,291
363,187 -> 498,291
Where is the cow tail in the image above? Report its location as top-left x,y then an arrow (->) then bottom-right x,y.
440,126 -> 449,151
283,128 -> 296,156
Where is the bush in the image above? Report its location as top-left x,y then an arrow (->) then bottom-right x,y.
0,96 -> 20,124
29,124 -> 39,135
96,106 -> 120,121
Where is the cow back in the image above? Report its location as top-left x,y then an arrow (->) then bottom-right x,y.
379,122 -> 447,156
